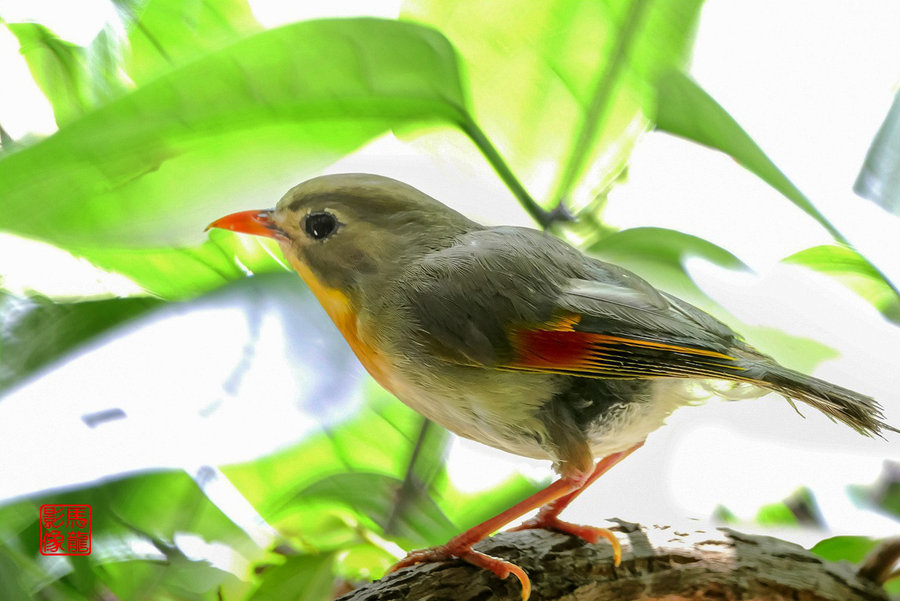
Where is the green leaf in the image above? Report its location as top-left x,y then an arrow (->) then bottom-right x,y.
383,418 -> 452,539
0,293 -> 162,392
98,558 -> 238,601
81,229 -> 289,299
438,473 -> 543,534
0,549 -> 33,601
0,530 -> 91,601
755,488 -> 822,527
711,504 -> 739,524
588,227 -> 838,372
0,18 -> 468,298
0,470 -> 256,601
6,0 -> 261,129
227,390 -> 431,514
590,226 -> 746,302
120,0 -> 261,84
83,26 -> 132,108
40,471 -> 255,552
249,552 -> 336,601
334,542 -> 395,579
654,70 -> 843,241
6,22 -> 89,126
0,123 -> 13,150
810,535 -> 880,563
847,463 -> 900,519
784,245 -> 900,323
293,472 -> 457,547
855,89 -> 900,215
226,387 -> 543,554
404,0 -> 702,211
226,389 -> 457,547
754,501 -> 797,526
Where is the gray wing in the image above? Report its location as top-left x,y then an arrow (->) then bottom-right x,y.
395,226 -> 748,374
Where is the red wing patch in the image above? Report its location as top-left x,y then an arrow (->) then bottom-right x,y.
510,328 -> 602,372
506,315 -> 744,380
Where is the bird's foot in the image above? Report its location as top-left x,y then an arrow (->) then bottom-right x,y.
509,514 -> 621,565
389,542 -> 531,600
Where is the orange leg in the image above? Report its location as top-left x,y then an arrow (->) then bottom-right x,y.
510,441 -> 644,560
388,441 -> 644,600
389,473 -> 582,600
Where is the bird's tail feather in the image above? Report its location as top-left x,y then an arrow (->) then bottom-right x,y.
739,360 -> 897,437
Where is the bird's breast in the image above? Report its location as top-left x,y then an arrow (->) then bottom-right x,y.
392,365 -> 563,460
286,254 -> 394,388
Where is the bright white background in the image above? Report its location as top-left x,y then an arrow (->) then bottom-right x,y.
1,0 -> 898,551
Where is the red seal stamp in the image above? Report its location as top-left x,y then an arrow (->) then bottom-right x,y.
39,505 -> 91,555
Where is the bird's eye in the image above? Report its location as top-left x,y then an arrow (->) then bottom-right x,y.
304,211 -> 339,240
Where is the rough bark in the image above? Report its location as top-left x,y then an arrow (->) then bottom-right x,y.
336,521 -> 893,601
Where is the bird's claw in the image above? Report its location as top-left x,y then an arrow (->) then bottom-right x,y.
389,545 -> 531,600
510,515 -> 622,566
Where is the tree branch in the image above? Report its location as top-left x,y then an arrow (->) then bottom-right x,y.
337,521 -> 892,601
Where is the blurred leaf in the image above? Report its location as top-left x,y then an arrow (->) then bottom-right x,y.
848,461 -> 900,519
855,89 -> 900,214
84,26 -> 131,107
334,542 -> 394,580
120,0 -> 261,84
755,488 -> 822,527
0,18 -> 468,298
295,472 -> 457,547
103,471 -> 254,545
227,389 -> 456,547
249,552 -> 335,601
7,0 -> 261,129
404,419 -> 450,492
20,470 -> 256,552
784,487 -> 824,527
67,556 -> 99,598
2,538 -> 91,601
0,470 -> 258,601
0,502 -> 38,540
437,472 -> 544,534
225,387 -> 543,554
0,293 -> 162,393
711,504 -> 739,524
0,548 -> 33,601
889,578 -> 900,596
810,535 -> 880,563
590,226 -> 746,302
784,245 -> 900,323
754,501 -> 797,526
384,418 -> 451,539
0,123 -> 12,150
2,18 -> 466,246
588,226 -> 840,373
0,271 -> 366,504
654,70 -> 843,242
227,389 -> 430,514
97,557 -> 238,601
6,22 -> 89,126
82,229 -> 289,299
404,0 -> 702,211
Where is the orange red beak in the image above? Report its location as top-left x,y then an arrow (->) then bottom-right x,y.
206,209 -> 287,240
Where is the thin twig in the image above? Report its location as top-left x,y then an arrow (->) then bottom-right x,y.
460,118 -> 562,229
384,418 -> 433,536
858,537 -> 900,585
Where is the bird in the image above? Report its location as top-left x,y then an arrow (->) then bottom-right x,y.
208,173 -> 896,600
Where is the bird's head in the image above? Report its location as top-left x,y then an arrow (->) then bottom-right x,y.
207,173 -> 478,305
